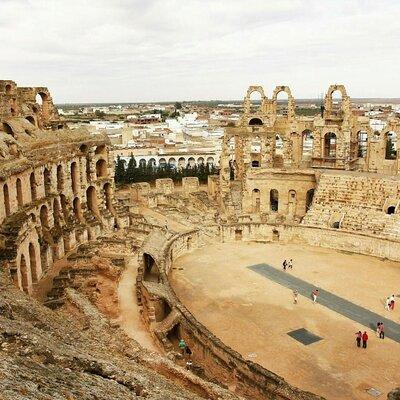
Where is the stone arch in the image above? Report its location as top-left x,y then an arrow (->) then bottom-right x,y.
43,167 -> 51,196
3,183 -> 10,217
148,158 -> 156,168
95,159 -> 108,178
302,130 -> 314,160
103,183 -> 113,211
29,242 -> 40,283
159,158 -> 167,167
26,116 -> 36,126
248,89 -> 263,113
143,253 -> 159,282
30,172 -> 37,201
272,86 -> 294,117
36,92 -> 48,105
71,162 -> 79,194
19,253 -> 30,293
2,122 -> 14,136
56,165 -> 64,191
188,157 -> 196,167
270,189 -> 279,212
252,188 -> 260,213
197,157 -> 204,165
385,131 -> 397,160
40,205 -> 49,229
206,156 -> 214,165
357,130 -> 368,158
16,178 -> 23,207
178,157 -> 186,168
288,189 -> 297,216
249,118 -> 263,126
324,85 -> 349,118
324,132 -> 337,158
139,158 -> 146,168
86,186 -> 99,216
168,157 -> 176,167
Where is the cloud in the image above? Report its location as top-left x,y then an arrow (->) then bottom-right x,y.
0,0 -> 399,102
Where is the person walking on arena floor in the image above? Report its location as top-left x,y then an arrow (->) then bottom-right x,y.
282,259 -> 287,271
362,331 -> 368,348
293,290 -> 298,304
379,322 -> 385,339
311,289 -> 319,303
376,322 -> 381,337
288,259 -> 293,269
355,331 -> 362,347
178,338 -> 186,355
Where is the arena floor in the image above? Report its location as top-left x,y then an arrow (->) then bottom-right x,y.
170,242 -> 400,400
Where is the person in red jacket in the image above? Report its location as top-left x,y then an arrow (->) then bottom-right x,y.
362,331 -> 368,348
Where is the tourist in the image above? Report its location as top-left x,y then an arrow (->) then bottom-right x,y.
293,290 -> 298,304
355,331 -> 362,347
389,294 -> 395,310
385,297 -> 391,311
376,322 -> 381,337
362,331 -> 368,348
379,322 -> 385,339
178,338 -> 186,355
312,289 -> 319,303
288,259 -> 293,269
282,260 -> 287,271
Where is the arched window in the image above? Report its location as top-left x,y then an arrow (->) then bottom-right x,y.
95,159 -> 108,178
385,131 -> 397,160
71,162 -> 79,194
249,118 -> 263,126
148,158 -> 156,168
324,133 -> 337,158
43,168 -> 51,196
56,165 -> 64,191
188,157 -> 196,167
276,91 -> 289,117
251,160 -> 260,167
3,183 -> 10,217
159,158 -> 167,167
249,90 -> 262,112
30,172 -> 37,201
177,157 -> 185,169
387,206 -> 396,215
3,123 -> 14,136
139,158 -> 147,168
330,90 -> 343,116
270,189 -> 279,212
86,186 -> 99,216
206,157 -> 214,166
252,188 -> 260,213
26,116 -> 35,126
16,178 -> 23,207
197,157 -> 204,165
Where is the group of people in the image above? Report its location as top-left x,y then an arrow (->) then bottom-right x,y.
376,322 -> 385,339
355,331 -> 369,348
385,294 -> 396,311
282,259 -> 293,271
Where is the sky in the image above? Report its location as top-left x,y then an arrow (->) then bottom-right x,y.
0,0 -> 399,103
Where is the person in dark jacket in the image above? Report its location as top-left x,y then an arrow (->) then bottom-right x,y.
362,331 -> 368,348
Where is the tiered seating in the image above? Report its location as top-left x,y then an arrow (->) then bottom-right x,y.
302,172 -> 400,239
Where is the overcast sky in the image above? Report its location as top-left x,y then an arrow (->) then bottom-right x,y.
0,0 -> 399,103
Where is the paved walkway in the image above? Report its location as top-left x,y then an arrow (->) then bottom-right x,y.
249,264 -> 400,343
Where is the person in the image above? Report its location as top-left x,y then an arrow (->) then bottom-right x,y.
288,259 -> 293,269
385,297 -> 391,311
282,260 -> 287,271
164,220 -> 168,231
355,331 -> 362,347
376,322 -> 381,337
390,294 -> 395,310
293,290 -> 298,304
379,322 -> 385,339
362,331 -> 368,348
312,289 -> 319,303
178,338 -> 186,355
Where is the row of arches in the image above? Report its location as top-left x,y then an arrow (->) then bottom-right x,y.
123,156 -> 216,169
251,188 -> 314,214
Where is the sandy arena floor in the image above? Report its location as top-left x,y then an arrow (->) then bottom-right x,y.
170,242 -> 400,400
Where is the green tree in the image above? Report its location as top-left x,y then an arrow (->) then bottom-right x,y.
125,154 -> 137,183
114,156 -> 126,184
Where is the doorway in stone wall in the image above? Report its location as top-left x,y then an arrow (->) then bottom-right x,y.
235,229 -> 242,241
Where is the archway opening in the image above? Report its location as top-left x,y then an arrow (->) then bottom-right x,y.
36,92 -> 47,105
249,90 -> 262,113
251,160 -> 260,167
357,131 -> 368,158
159,158 -> 167,168
86,186 -> 99,217
16,178 -> 23,207
5,84 -> 12,95
20,254 -> 29,293
29,243 -> 39,283
252,188 -> 260,213
330,90 -> 343,116
387,206 -> 396,215
139,158 -> 147,168
302,130 -> 313,160
288,189 -> 297,215
3,183 -> 10,217
95,159 -> 108,178
249,118 -> 263,126
168,158 -> 176,168
30,172 -> 37,201
26,116 -> 35,126
276,91 -> 289,116
306,189 -> 315,211
71,162 -> 79,194
3,123 -> 14,136
40,205 -> 49,229
385,131 -> 397,160
324,133 -> 337,158
143,253 -> 159,282
148,158 -> 156,168
270,189 -> 279,212
188,157 -> 196,168
43,168 -> 51,196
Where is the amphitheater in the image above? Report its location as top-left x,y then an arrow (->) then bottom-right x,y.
0,79 -> 399,400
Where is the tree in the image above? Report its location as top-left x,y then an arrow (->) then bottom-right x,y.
95,110 -> 106,118
174,102 -> 182,110
126,154 -> 137,183
114,156 -> 126,184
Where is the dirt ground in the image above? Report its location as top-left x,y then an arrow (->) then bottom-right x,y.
170,242 -> 400,400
